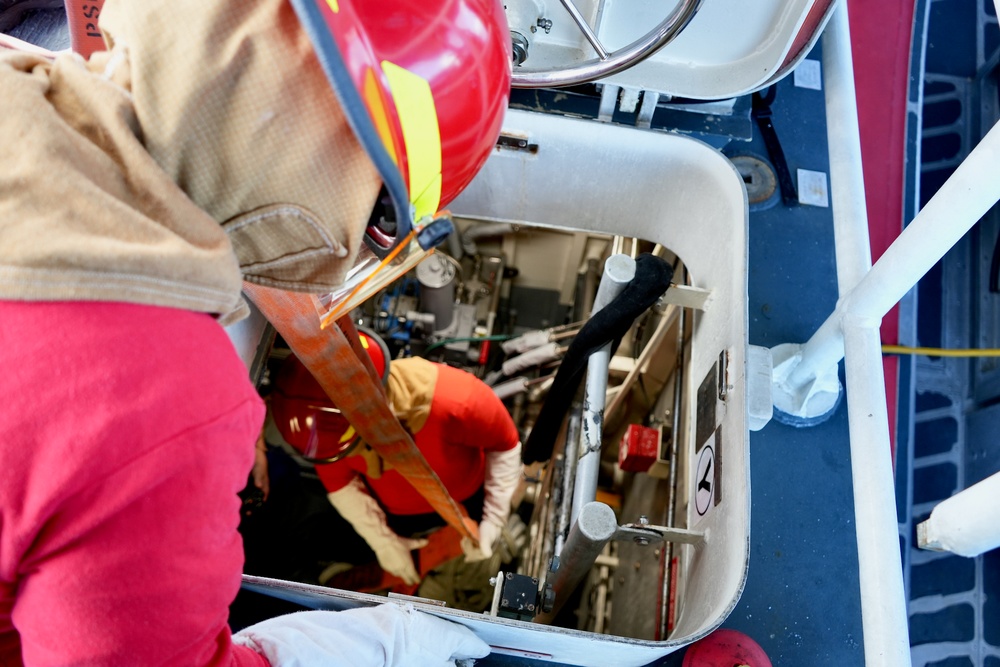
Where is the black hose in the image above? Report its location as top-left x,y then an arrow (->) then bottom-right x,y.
522,254 -> 674,464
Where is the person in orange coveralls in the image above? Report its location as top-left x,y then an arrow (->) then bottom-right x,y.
269,329 -> 523,586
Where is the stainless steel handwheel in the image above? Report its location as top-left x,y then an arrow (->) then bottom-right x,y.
510,0 -> 704,89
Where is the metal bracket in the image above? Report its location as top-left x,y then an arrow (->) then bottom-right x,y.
496,133 -> 539,154
660,284 -> 713,311
614,522 -> 704,546
488,571 -> 553,622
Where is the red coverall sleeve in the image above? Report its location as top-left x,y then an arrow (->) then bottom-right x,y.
0,302 -> 272,667
11,398 -> 269,667
315,459 -> 362,494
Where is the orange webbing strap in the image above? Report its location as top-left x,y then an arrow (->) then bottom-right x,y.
63,0 -> 106,59
337,316 -> 386,396
243,283 -> 479,544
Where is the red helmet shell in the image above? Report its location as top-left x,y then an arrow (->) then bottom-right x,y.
306,0 -> 511,216
681,629 -> 772,667
271,329 -> 390,462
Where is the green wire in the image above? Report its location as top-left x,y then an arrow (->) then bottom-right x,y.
423,334 -> 512,354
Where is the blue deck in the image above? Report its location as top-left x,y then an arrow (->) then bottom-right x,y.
653,49 -> 867,666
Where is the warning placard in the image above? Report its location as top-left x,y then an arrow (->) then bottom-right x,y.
693,427 -> 721,526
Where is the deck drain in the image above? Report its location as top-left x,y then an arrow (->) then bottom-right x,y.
730,155 -> 777,205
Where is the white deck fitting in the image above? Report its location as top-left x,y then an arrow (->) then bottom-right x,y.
917,471 -> 1000,557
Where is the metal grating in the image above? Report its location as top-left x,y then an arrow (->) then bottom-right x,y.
906,2 -> 1000,664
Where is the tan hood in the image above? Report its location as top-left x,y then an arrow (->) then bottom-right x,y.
0,47 -> 250,319
99,0 -> 382,293
386,357 -> 440,435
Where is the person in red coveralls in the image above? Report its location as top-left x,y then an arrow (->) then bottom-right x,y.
0,0 -> 510,662
270,330 -> 524,586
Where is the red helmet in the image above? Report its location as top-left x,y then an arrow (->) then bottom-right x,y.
289,0 -> 512,249
270,328 -> 390,464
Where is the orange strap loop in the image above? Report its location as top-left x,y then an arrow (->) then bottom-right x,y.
243,283 -> 478,544
335,315 -> 386,395
63,0 -> 106,59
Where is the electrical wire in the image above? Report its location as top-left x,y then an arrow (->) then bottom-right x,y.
422,334 -> 513,354
882,345 -> 1000,357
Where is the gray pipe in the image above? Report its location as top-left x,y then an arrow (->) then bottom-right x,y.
461,223 -> 514,256
536,501 -> 618,624
554,405 -> 583,557
571,254 -> 636,526
660,304 -> 685,639
581,257 -> 599,320
446,228 -> 464,259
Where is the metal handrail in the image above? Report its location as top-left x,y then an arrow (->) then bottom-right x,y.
511,0 -> 704,89
773,3 -> 1000,663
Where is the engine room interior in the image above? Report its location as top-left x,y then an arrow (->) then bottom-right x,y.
238,219 -> 703,642
230,97 -> 755,667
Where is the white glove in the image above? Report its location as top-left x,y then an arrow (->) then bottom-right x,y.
327,478 -> 428,585
462,519 -> 503,562
471,443 -> 522,560
233,604 -> 490,667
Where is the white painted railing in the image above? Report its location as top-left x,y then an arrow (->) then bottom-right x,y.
774,3 -> 1000,664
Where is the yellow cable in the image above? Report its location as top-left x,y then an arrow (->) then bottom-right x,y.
881,345 -> 1000,357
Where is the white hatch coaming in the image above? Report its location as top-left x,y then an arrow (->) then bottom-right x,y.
444,108 -> 751,665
